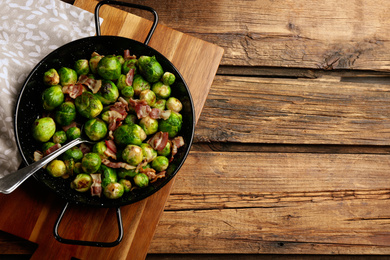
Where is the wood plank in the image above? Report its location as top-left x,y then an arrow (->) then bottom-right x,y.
148,151 -> 390,254
195,75 -> 390,145
127,0 -> 390,71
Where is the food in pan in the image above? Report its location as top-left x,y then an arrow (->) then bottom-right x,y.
32,50 -> 185,200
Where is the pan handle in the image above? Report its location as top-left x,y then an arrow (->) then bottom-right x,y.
53,202 -> 124,247
94,0 -> 159,46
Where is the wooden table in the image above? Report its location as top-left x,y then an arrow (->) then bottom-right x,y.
3,0 -> 390,259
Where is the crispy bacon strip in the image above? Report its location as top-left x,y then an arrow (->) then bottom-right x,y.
62,121 -> 77,132
104,140 -> 117,160
62,84 -> 85,98
124,49 -> 137,60
101,159 -> 136,170
43,143 -> 61,156
149,108 -> 171,120
77,75 -> 102,94
126,68 -> 134,86
150,171 -> 166,183
80,143 -> 91,154
147,131 -> 169,151
170,136 -> 185,162
33,150 -> 43,162
90,173 -> 102,197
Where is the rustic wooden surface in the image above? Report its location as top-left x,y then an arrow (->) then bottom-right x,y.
3,0 -> 390,259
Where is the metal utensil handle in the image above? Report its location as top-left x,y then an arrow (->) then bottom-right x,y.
53,202 -> 124,247
0,137 -> 85,194
94,0 -> 159,46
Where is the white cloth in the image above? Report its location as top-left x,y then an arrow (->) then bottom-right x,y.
0,0 -> 97,178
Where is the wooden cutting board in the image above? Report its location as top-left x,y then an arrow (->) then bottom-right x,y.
0,0 -> 223,259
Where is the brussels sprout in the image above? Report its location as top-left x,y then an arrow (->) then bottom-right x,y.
89,53 -> 103,74
122,58 -> 137,74
151,156 -> 169,172
58,67 -> 77,86
162,72 -> 176,86
84,118 -> 107,141
157,140 -> 171,157
71,173 -> 92,192
152,99 -> 166,110
74,59 -> 90,75
103,182 -> 124,199
95,80 -> 119,105
113,124 -> 147,146
166,97 -> 183,113
32,117 -> 56,142
52,130 -> 67,144
139,89 -> 156,107
116,74 -> 128,91
43,68 -> 60,86
55,101 -> 76,126
62,146 -> 83,162
42,85 -> 64,111
133,173 -> 149,188
151,82 -> 171,99
66,126 -> 81,140
124,114 -> 137,125
132,74 -> 150,96
158,111 -> 182,138
121,86 -> 134,98
42,142 -> 56,153
100,164 -> 117,188
122,144 -> 143,166
138,55 -> 163,83
97,56 -> 122,80
64,158 -> 75,176
92,141 -> 107,157
46,159 -> 66,177
117,168 -> 137,179
116,55 -> 125,65
75,92 -> 103,119
74,162 -> 83,174
141,143 -> 157,162
81,153 -> 101,173
139,116 -> 158,135
119,179 -> 132,192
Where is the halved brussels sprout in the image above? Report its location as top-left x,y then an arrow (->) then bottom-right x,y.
71,173 -> 93,192
141,143 -> 157,162
42,85 -> 64,111
122,144 -> 143,166
75,92 -> 103,119
81,153 -> 101,174
32,117 -> 56,142
97,56 -> 122,80
113,124 -> 147,146
158,111 -> 182,138
84,118 -> 107,141
103,182 -> 124,199
43,68 -> 60,86
74,59 -> 90,75
151,82 -> 171,99
54,101 -> 76,126
166,97 -> 183,113
138,55 -> 163,83
139,89 -> 156,107
95,80 -> 119,105
46,159 -> 66,177
58,67 -> 77,86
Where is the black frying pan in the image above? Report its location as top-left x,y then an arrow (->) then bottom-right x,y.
13,0 -> 194,247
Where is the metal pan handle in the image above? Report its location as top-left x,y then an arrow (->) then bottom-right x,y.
53,202 -> 124,247
94,0 -> 159,46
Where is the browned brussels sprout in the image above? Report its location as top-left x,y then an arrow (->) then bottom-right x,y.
32,117 -> 56,142
43,68 -> 60,86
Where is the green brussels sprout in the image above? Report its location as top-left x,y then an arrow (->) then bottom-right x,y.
103,182 -> 124,199
132,74 -> 150,96
71,173 -> 92,192
124,114 -> 137,125
116,55 -> 125,65
95,80 -> 119,105
122,144 -> 143,166
42,142 -> 56,153
43,68 -> 60,86
66,126 -> 81,140
133,173 -> 149,188
139,116 -> 158,135
84,118 -> 107,141
141,143 -> 157,162
162,72 -> 176,86
32,117 -> 56,142
55,101 -> 76,126
89,53 -> 103,74
74,59 -> 90,75
151,82 -> 171,99
74,162 -> 83,174
166,97 -> 183,113
158,111 -> 182,138
64,158 -> 75,177
92,141 -> 107,157
152,99 -> 166,110
157,140 -> 171,157
75,92 -> 103,119
52,130 -> 67,144
151,156 -> 169,172
117,168 -> 137,179
46,159 -> 67,177
122,59 -> 137,74
138,55 -> 164,83
139,89 -> 156,107
42,85 -> 64,111
97,56 -> 122,80
81,153 -> 101,173
121,86 -> 134,98
119,179 -> 132,192
116,74 -> 128,91
58,67 -> 77,86
62,146 -> 83,162
113,124 -> 147,146
100,164 -> 117,188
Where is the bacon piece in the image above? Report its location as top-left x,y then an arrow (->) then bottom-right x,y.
80,143 -> 91,154
44,143 -> 61,156
129,98 -> 151,119
62,121 -> 77,132
149,108 -> 171,120
104,140 -> 117,160
117,97 -> 129,110
147,131 -> 169,151
126,68 -> 134,86
150,171 -> 166,183
62,84 -> 85,98
77,75 -> 102,94
123,49 -> 137,60
101,159 -> 136,170
170,136 -> 185,162
33,150 -> 43,162
90,173 -> 102,197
